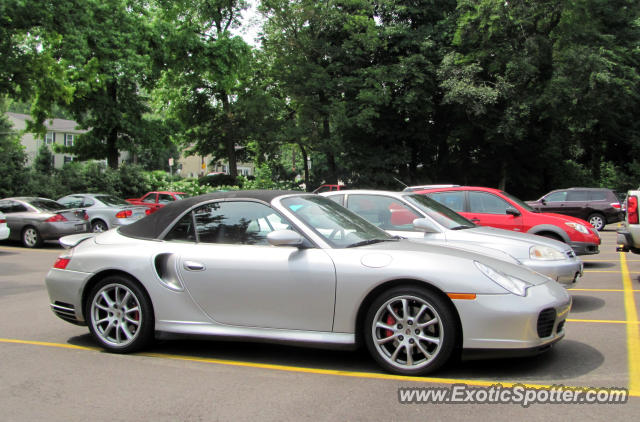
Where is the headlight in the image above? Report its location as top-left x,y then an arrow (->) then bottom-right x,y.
474,261 -> 532,296
529,245 -> 566,261
565,222 -> 589,234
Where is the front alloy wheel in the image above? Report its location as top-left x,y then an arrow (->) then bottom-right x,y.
365,287 -> 457,375
87,277 -> 153,353
91,220 -> 108,233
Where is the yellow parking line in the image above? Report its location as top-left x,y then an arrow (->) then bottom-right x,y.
567,319 -> 640,324
568,288 -> 640,292
0,246 -> 60,253
2,337 -> 637,397
620,253 -> 640,396
583,270 -> 640,274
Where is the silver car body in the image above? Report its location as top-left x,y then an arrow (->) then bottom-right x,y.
0,211 -> 9,240
45,191 -> 570,374
322,190 -> 583,286
0,197 -> 90,246
58,193 -> 148,232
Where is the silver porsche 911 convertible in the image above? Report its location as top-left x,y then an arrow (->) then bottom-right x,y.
45,190 -> 571,375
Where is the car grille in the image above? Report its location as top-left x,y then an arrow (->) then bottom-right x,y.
51,302 -> 81,324
537,308 -> 557,338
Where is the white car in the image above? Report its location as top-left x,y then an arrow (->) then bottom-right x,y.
0,211 -> 9,240
322,190 -> 583,286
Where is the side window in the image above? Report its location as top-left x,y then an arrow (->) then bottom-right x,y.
327,194 -> 344,206
158,194 -> 174,204
165,212 -> 196,242
468,192 -> 511,214
142,194 -> 157,204
0,200 -> 11,214
427,192 -> 465,212
566,191 -> 589,201
347,195 -> 419,230
182,201 -> 292,245
545,191 -> 567,202
58,197 -> 83,209
82,197 -> 95,207
0,201 -> 27,213
589,191 -> 607,201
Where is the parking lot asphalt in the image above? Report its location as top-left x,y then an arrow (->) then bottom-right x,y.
0,227 -> 638,420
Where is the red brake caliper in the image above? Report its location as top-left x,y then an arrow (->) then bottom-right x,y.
385,312 -> 396,338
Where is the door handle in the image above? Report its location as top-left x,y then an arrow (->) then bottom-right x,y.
183,261 -> 206,271
470,218 -> 480,223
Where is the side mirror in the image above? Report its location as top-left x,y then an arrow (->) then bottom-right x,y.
541,198 -> 547,205
506,207 -> 521,217
267,230 -> 304,247
412,218 -> 440,233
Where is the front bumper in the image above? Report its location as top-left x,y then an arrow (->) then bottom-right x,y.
453,281 -> 571,350
522,258 -> 583,287
568,241 -> 599,256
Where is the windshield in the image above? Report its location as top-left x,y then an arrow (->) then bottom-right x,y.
501,191 -> 536,212
404,194 -> 476,230
280,195 -> 395,248
96,195 -> 130,206
28,199 -> 66,212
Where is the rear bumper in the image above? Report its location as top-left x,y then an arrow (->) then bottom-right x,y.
616,227 -> 640,253
40,222 -> 91,240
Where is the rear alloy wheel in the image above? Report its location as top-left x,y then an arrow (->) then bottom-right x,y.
91,220 -> 108,233
22,226 -> 43,248
364,287 -> 457,375
86,276 -> 154,353
588,213 -> 606,231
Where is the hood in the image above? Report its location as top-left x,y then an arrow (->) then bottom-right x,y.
461,226 -> 572,252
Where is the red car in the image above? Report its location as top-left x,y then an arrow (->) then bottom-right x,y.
414,186 -> 601,255
126,191 -> 186,214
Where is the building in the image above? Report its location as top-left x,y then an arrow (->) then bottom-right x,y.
6,112 -> 86,169
7,112 -> 253,177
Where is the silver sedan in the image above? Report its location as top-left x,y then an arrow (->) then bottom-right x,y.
58,193 -> 149,232
322,190 -> 583,287
45,190 -> 570,375
0,197 -> 90,247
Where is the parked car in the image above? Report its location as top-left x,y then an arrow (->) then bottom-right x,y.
322,190 -> 583,286
413,186 -> 601,256
526,187 -> 624,231
126,191 -> 186,214
0,211 -> 9,241
0,197 -> 90,247
617,190 -> 640,254
46,190 -> 570,376
58,193 -> 149,233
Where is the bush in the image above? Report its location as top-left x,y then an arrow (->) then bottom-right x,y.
198,173 -> 240,188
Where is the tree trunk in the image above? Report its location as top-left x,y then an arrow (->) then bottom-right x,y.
323,116 -> 337,183
297,142 -> 310,191
107,82 -> 119,169
221,94 -> 238,178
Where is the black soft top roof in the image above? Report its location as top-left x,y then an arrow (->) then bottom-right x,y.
118,189 -> 303,240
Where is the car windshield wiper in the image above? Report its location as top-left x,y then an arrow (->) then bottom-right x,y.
450,225 -> 475,230
345,238 -> 399,248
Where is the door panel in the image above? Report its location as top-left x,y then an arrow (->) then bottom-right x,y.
466,191 -> 524,232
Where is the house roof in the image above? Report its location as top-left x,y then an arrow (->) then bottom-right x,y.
6,112 -> 86,133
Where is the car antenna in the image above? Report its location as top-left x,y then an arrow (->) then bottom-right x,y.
393,177 -> 408,188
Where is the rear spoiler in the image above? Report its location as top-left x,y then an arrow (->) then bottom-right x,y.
59,233 -> 96,249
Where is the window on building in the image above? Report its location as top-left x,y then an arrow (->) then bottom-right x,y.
45,132 -> 55,145
63,156 -> 74,164
64,134 -> 75,147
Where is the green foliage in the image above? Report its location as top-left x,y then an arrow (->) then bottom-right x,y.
0,105 -> 29,198
34,144 -> 54,175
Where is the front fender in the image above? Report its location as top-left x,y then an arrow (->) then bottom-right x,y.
527,224 -> 569,242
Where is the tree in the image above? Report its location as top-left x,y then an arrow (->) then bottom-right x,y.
0,101 -> 28,197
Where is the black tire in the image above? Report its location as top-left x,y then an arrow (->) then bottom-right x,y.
588,213 -> 606,231
91,220 -> 109,233
85,275 -> 154,353
22,226 -> 43,248
364,286 -> 457,375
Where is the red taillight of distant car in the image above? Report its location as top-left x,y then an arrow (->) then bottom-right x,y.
116,210 -> 133,218
145,208 -> 152,215
611,203 -> 621,209
46,214 -> 68,223
0,218 -> 5,224
53,257 -> 71,269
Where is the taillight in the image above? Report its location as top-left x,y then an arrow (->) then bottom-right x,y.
0,218 -> 5,224
82,211 -> 89,220
116,210 -> 133,218
145,208 -> 152,215
53,257 -> 70,269
46,214 -> 68,223
628,196 -> 638,224
611,203 -> 621,209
